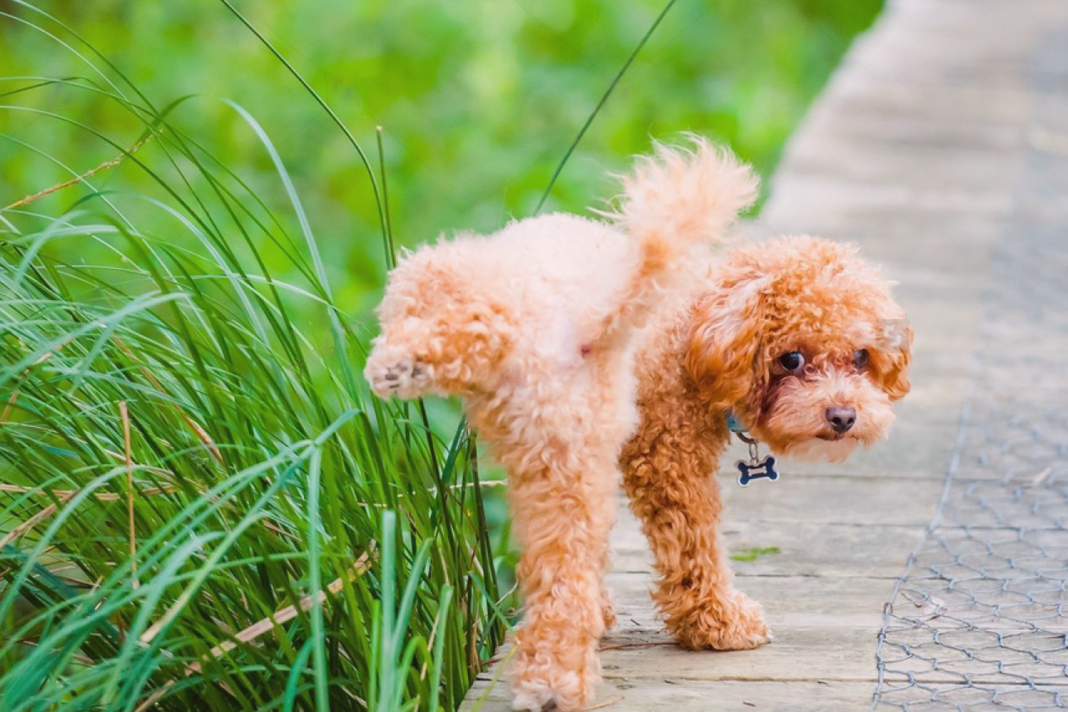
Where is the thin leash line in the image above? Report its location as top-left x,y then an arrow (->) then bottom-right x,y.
534,0 -> 680,216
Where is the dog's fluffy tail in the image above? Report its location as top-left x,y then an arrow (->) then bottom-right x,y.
594,136 -> 758,347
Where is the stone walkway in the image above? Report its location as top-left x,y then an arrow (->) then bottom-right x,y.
463,0 -> 1068,709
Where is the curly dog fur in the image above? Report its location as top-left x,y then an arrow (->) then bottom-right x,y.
365,138 -> 758,711
620,235 -> 912,653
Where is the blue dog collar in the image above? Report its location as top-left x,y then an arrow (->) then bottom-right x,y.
726,410 -> 746,433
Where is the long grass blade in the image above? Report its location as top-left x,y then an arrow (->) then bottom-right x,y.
535,0 -> 680,214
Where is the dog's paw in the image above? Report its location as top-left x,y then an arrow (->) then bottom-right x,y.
509,674 -> 559,712
365,358 -> 428,399
510,668 -> 590,712
673,591 -> 771,651
600,592 -> 617,631
509,642 -> 597,712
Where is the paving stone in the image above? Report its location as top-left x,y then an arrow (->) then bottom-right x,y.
462,679 -> 876,712
606,572 -> 893,629
717,476 -> 944,526
611,516 -> 926,579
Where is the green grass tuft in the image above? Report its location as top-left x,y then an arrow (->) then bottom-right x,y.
0,6 -> 508,711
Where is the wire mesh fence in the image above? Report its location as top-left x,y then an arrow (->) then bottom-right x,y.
871,133 -> 1068,710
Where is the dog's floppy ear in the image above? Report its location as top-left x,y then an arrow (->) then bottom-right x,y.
686,276 -> 767,410
874,317 -> 912,401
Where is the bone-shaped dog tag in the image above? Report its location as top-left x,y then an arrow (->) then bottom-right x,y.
737,455 -> 779,487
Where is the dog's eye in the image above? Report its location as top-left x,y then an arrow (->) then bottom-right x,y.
778,352 -> 805,373
853,349 -> 870,370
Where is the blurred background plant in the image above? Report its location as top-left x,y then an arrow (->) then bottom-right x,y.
0,0 -> 882,311
0,1 -> 880,710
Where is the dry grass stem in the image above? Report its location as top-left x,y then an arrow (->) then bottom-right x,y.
180,544 -> 377,672
0,492 -> 75,548
114,337 -> 223,464
3,132 -> 157,212
119,401 -> 138,589
0,482 -> 178,501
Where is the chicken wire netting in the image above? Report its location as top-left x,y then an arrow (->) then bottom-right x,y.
871,133 -> 1068,711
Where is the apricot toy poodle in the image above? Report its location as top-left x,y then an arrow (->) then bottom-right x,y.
365,139 -> 758,711
620,234 -> 912,653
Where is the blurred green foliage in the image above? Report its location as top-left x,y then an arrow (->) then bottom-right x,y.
0,0 -> 882,315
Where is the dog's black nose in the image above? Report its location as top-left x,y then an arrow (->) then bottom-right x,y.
826,406 -> 857,433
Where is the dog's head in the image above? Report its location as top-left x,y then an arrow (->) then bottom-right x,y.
687,235 -> 911,462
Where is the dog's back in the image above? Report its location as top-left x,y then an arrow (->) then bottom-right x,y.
368,138 -> 758,398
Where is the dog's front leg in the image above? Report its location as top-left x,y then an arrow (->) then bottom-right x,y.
506,453 -> 615,712
621,424 -> 770,651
